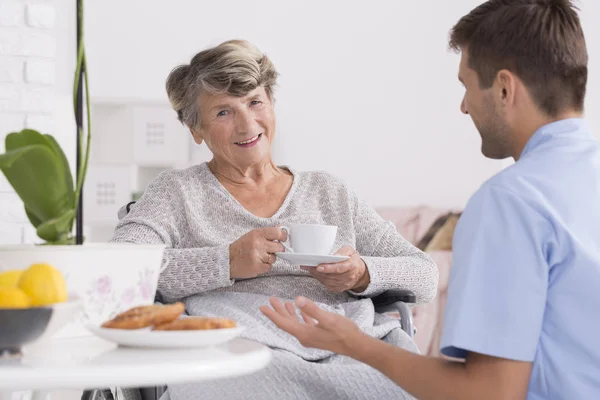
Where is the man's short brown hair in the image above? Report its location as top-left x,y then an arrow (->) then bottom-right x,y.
449,0 -> 588,116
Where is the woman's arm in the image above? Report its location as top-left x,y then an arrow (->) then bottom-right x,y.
351,196 -> 439,303
112,222 -> 233,303
110,172 -> 234,303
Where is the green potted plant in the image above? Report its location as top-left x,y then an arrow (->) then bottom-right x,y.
0,0 -> 166,333
0,0 -> 91,245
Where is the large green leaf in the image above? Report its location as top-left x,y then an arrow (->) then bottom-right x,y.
3,129 -> 76,236
0,143 -> 74,228
5,129 -> 51,152
36,209 -> 76,242
25,206 -> 43,228
43,134 -> 75,227
0,146 -> 32,168
10,131 -> 76,199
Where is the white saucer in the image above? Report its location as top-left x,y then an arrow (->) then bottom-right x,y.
86,325 -> 245,349
275,252 -> 350,267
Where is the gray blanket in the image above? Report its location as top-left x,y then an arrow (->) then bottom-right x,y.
161,292 -> 417,400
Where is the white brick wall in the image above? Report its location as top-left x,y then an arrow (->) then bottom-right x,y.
25,59 -> 55,84
26,3 -> 56,29
0,0 -> 62,245
25,113 -> 53,133
0,57 -> 22,83
0,2 -> 23,27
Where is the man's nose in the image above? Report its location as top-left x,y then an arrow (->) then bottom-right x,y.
460,97 -> 469,115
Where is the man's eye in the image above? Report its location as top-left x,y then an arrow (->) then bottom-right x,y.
250,100 -> 263,106
217,110 -> 228,117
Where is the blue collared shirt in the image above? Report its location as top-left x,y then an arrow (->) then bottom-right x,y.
441,119 -> 600,399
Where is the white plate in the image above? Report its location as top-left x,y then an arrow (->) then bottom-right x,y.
38,295 -> 83,341
86,324 -> 245,349
275,252 -> 350,267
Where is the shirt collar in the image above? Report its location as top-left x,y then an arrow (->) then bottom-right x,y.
520,118 -> 591,159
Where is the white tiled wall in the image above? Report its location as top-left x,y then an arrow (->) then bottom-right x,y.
0,0 -> 63,245
0,5 -> 80,397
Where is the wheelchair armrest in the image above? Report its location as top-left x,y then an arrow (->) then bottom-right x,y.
371,290 -> 417,338
118,201 -> 137,220
371,289 -> 416,308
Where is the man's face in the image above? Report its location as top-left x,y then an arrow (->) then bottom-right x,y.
458,51 -> 512,160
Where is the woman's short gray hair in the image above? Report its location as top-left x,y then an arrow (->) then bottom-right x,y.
165,40 -> 279,129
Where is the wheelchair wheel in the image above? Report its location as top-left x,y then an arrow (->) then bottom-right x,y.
81,389 -> 142,400
115,389 -> 143,400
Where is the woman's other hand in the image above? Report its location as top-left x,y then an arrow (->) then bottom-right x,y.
229,227 -> 287,279
302,246 -> 371,292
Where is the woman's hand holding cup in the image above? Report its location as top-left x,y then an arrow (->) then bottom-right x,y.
229,227 -> 287,279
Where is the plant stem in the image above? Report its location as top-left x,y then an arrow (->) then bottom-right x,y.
72,0 -> 91,220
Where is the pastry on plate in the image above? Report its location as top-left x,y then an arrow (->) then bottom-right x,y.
152,316 -> 236,331
101,302 -> 185,329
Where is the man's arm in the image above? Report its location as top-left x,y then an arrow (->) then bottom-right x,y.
261,185 -> 549,400
352,334 -> 531,400
261,296 -> 532,400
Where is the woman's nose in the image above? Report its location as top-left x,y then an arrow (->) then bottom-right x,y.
235,109 -> 256,134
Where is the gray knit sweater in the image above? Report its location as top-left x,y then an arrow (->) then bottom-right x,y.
112,162 -> 437,302
111,163 -> 438,359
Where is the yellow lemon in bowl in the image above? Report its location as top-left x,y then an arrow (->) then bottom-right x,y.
18,263 -> 68,306
0,287 -> 32,308
0,269 -> 24,287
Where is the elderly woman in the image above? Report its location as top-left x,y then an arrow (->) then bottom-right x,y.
112,39 -> 438,400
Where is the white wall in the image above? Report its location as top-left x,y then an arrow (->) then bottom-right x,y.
0,0 -> 76,245
580,0 -> 600,133
1,0 -> 599,245
83,0 -> 598,210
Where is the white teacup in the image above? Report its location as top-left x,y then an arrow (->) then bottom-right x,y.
279,223 -> 338,255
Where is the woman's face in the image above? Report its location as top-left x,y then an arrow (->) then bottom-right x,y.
191,86 -> 276,169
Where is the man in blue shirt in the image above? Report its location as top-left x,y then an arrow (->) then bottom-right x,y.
261,0 -> 600,399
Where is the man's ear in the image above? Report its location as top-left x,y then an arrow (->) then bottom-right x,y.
189,126 -> 203,145
497,70 -> 516,105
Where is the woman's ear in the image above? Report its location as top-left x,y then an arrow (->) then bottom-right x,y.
189,127 -> 203,145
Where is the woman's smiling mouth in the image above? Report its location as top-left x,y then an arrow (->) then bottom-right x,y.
235,133 -> 262,147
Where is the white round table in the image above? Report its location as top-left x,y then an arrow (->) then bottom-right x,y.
0,335 -> 271,400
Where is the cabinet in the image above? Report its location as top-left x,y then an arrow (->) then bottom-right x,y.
85,99 -> 205,241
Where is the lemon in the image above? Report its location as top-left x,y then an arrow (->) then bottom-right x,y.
0,269 -> 24,287
18,263 -> 68,306
0,287 -> 32,308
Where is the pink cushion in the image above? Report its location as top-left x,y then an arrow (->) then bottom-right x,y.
376,206 -> 457,356
412,251 -> 452,356
377,205 -> 460,245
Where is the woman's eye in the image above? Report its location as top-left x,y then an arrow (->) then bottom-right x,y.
217,110 -> 228,117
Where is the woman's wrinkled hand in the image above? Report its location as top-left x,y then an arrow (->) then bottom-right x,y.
260,296 -> 366,356
302,246 -> 370,293
229,227 -> 287,279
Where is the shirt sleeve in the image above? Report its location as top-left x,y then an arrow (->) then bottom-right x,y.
440,184 -> 551,362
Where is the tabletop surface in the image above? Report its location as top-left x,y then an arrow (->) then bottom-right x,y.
0,335 -> 271,391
